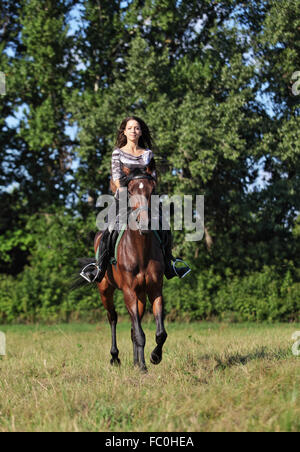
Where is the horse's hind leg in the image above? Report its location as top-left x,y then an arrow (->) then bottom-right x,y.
148,293 -> 167,365
131,325 -> 139,367
97,281 -> 120,366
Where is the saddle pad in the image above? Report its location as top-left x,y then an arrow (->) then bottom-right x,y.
95,228 -> 162,266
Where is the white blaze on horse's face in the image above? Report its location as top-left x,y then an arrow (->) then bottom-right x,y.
139,183 -> 144,189
128,193 -> 149,232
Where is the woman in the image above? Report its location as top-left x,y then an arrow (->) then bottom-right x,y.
80,116 -> 191,283
111,116 -> 156,195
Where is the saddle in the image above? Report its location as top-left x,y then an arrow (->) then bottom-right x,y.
97,224 -> 163,267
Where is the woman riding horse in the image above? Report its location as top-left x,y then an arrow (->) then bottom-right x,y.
76,116 -> 191,371
80,116 -> 191,284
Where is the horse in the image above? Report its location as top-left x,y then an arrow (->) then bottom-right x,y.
93,168 -> 167,372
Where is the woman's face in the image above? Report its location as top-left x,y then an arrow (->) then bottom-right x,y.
123,120 -> 142,143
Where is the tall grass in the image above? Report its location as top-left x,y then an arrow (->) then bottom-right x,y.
0,321 -> 299,432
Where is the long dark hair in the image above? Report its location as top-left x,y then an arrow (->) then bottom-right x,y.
115,116 -> 153,149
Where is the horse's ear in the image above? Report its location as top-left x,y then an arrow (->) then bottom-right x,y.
148,157 -> 155,172
146,157 -> 157,182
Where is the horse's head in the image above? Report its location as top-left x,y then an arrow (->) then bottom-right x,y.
125,168 -> 156,235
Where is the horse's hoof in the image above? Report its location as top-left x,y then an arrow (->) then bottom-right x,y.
140,365 -> 148,374
150,352 -> 162,365
110,358 -> 121,366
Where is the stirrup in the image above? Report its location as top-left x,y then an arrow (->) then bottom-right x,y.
80,262 -> 100,283
172,258 -> 191,279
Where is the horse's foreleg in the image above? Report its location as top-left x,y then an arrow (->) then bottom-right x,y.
108,309 -> 120,365
149,294 -> 167,365
124,289 -> 147,372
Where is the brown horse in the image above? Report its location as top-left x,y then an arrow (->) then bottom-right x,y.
94,171 -> 167,372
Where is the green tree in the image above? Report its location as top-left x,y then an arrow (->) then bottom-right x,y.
0,1 -> 30,273
10,0 -> 78,212
0,0 -> 77,274
0,1 -> 23,188
244,0 -> 300,271
68,0 -> 132,213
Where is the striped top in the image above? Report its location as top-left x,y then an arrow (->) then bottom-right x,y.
111,147 -> 155,181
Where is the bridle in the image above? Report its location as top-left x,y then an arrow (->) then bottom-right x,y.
125,171 -> 156,234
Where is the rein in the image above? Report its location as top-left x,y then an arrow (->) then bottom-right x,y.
119,166 -> 156,187
121,167 -> 156,235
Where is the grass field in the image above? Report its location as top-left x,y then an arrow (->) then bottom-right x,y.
0,320 -> 299,432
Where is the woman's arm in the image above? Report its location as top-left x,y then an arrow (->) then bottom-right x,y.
110,148 -> 122,193
111,149 -> 122,181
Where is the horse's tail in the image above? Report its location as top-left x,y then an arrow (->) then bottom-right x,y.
70,257 -> 98,290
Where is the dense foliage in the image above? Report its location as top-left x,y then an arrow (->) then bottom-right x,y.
0,0 -> 299,322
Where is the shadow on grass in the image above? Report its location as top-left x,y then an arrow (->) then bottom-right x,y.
213,346 -> 292,371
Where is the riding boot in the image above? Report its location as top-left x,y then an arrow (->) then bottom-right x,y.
161,229 -> 191,280
80,228 -> 110,283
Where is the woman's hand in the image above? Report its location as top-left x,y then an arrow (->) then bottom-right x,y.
114,185 -> 127,200
114,179 -> 121,189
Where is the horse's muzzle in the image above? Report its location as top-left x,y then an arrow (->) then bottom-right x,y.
138,219 -> 151,234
